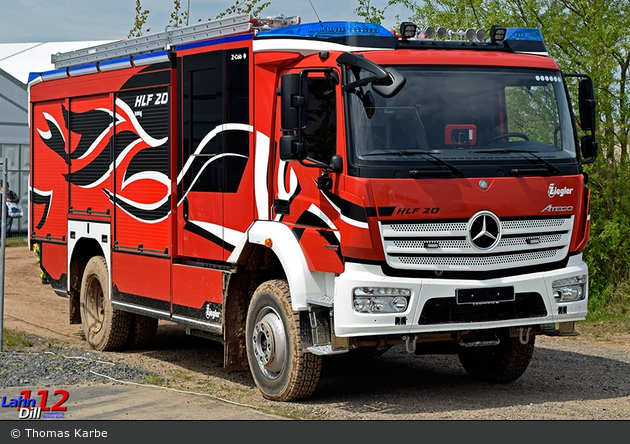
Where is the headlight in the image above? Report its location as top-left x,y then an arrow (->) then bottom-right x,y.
352,287 -> 411,313
552,275 -> 587,302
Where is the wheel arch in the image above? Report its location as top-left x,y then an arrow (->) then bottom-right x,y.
229,221 -> 328,311
223,221 -> 329,371
68,236 -> 107,325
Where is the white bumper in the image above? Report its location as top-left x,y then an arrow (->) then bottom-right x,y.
333,254 -> 588,337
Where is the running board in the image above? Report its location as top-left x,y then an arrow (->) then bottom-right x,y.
307,344 -> 348,356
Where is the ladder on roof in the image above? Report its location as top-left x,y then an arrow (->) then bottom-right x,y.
51,13 -> 300,69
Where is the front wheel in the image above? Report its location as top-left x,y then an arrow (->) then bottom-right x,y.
456,329 -> 535,383
246,279 -> 322,401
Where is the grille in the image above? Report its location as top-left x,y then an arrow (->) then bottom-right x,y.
380,216 -> 573,271
418,293 -> 548,325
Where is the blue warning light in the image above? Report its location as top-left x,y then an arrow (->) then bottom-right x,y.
255,21 -> 398,49
504,28 -> 544,43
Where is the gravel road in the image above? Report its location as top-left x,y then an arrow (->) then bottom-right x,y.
2,245 -> 630,420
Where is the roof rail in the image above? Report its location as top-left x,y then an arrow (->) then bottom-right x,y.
51,13 -> 300,69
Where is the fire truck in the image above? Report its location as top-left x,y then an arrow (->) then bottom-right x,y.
28,14 -> 597,401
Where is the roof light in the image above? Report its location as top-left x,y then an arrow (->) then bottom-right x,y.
490,25 -> 507,42
420,26 -> 435,39
504,27 -> 544,43
503,27 -> 547,54
399,22 -> 418,40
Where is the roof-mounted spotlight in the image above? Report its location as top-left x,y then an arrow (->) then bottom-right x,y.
476,28 -> 487,41
465,28 -> 476,41
420,26 -> 435,39
490,25 -> 507,42
400,22 -> 418,40
436,27 -> 447,39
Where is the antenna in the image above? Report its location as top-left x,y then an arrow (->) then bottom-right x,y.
308,0 -> 322,22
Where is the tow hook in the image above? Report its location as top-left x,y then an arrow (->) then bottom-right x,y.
518,327 -> 531,345
403,334 -> 418,353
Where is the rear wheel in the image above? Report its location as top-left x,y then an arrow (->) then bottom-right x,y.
246,279 -> 322,401
80,256 -> 130,351
127,314 -> 159,349
456,329 -> 535,383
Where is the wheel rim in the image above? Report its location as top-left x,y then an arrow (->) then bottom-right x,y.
85,276 -> 105,334
252,307 -> 287,379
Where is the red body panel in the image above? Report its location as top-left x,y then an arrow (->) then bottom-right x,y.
40,242 -> 67,281
31,100 -> 69,242
172,264 -> 223,307
111,252 -> 170,303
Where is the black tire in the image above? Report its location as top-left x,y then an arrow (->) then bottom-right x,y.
80,256 -> 131,351
127,314 -> 159,349
246,279 -> 322,401
456,329 -> 535,383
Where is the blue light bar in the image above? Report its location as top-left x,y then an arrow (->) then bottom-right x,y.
255,21 -> 398,49
504,28 -> 544,42
503,27 -> 547,54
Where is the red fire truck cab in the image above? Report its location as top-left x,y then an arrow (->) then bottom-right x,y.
28,15 -> 597,401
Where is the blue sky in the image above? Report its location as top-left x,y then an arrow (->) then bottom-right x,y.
1,0 -> 413,43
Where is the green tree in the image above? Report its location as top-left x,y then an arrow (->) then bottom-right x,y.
354,0 -> 414,25
128,0 -> 151,37
402,0 -> 630,310
169,0 -> 189,28
214,0 -> 271,20
129,1 -> 270,37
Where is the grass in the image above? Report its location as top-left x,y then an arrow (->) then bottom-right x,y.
4,237 -> 27,247
1,328 -> 34,348
579,303 -> 630,338
143,372 -> 166,386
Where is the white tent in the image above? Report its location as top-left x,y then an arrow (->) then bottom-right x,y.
0,41 -> 114,85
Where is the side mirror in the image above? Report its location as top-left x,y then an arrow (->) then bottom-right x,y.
581,135 -> 597,162
330,155 -> 343,173
578,77 -> 596,132
280,134 -> 306,161
281,73 -> 308,131
372,67 -> 406,98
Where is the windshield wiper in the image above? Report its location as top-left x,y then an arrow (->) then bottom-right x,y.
363,150 -> 465,177
471,148 -> 561,176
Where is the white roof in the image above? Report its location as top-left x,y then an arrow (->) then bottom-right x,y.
0,41 -> 114,84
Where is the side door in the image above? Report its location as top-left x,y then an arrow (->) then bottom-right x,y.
176,46 -> 252,262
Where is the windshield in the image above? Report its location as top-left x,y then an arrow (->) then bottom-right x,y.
345,66 -> 578,178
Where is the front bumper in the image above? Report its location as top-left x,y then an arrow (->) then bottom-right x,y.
333,254 -> 588,337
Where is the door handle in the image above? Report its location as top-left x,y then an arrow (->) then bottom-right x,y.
183,196 -> 189,222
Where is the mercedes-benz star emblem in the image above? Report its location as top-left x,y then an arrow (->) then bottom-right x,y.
479,180 -> 489,190
467,211 -> 502,251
